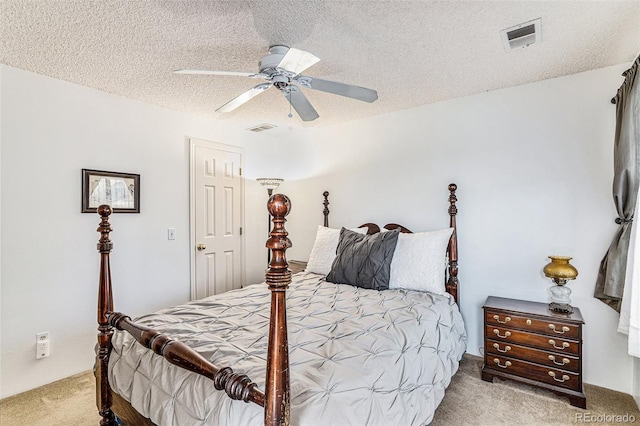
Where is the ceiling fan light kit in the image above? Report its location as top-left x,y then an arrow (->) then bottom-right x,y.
175,45 -> 378,121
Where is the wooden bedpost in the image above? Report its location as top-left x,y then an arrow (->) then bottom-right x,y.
446,184 -> 459,304
322,191 -> 329,227
96,205 -> 117,426
264,194 -> 292,426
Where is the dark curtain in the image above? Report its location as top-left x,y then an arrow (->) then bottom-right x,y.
595,55 -> 640,312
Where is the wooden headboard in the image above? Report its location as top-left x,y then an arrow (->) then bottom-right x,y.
321,183 -> 460,304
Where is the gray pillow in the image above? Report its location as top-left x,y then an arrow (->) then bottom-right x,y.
326,227 -> 400,290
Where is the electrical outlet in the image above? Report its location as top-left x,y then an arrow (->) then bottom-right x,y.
168,228 -> 176,240
36,332 -> 50,359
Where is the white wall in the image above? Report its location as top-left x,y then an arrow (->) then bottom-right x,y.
279,63 -> 635,394
0,65 -> 4,398
0,65 -> 279,398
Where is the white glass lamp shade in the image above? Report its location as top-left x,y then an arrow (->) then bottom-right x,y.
257,178 -> 283,192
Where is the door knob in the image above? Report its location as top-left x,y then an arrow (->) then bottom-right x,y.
197,243 -> 206,251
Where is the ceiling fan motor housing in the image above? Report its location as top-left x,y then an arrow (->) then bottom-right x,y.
258,45 -> 289,75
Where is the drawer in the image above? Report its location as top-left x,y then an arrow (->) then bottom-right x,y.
485,310 -> 579,340
486,325 -> 579,356
486,354 -> 581,391
486,339 -> 580,373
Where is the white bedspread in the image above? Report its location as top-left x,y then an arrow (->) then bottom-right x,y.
109,272 -> 467,425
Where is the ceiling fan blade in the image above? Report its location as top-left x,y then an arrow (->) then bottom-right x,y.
283,86 -> 319,121
216,83 -> 272,113
174,69 -> 259,77
294,76 -> 378,103
277,48 -> 320,75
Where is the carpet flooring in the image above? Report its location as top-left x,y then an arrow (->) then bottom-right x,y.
432,355 -> 639,425
1,355 -> 637,425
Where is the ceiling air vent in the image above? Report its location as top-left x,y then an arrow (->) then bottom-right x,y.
501,18 -> 541,51
247,123 -> 277,133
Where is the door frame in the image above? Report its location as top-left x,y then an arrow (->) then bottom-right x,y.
188,137 -> 245,300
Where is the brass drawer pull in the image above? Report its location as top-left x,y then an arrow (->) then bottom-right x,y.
493,343 -> 511,353
548,355 -> 570,366
548,324 -> 571,334
493,315 -> 511,324
548,371 -> 570,382
493,329 -> 511,339
548,339 -> 570,350
494,358 -> 511,369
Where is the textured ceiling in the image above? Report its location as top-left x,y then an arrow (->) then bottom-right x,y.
2,1 -> 639,133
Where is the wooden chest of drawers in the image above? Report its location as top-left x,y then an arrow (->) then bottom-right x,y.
481,296 -> 586,408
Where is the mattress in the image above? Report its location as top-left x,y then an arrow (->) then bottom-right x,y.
108,272 -> 467,425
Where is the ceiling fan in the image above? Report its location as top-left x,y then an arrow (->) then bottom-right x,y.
174,45 -> 378,122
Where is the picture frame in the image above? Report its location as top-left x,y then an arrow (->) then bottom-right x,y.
82,169 -> 140,213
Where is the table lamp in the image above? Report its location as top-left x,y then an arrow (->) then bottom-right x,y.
543,255 -> 578,314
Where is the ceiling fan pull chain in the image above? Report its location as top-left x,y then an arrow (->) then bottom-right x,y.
288,86 -> 293,118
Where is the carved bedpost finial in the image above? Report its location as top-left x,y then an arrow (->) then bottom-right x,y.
265,194 -> 292,426
97,205 -> 113,253
447,184 -> 459,304
322,191 -> 330,227
266,194 -> 292,277
448,183 -> 458,217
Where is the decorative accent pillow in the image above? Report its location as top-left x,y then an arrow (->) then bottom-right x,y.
327,227 -> 400,290
389,228 -> 454,294
305,226 -> 368,275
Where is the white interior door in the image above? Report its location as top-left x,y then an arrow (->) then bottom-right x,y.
190,138 -> 244,300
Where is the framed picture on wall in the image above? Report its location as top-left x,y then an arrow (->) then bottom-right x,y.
82,169 -> 140,213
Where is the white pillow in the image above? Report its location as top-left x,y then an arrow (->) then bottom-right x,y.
389,228 -> 454,294
306,225 -> 368,275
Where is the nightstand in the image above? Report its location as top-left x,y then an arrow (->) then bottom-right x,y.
481,296 -> 586,408
288,260 -> 307,274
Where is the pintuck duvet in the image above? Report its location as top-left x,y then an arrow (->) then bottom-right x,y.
109,272 -> 467,426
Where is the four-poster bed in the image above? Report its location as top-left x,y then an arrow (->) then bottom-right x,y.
95,184 -> 465,425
